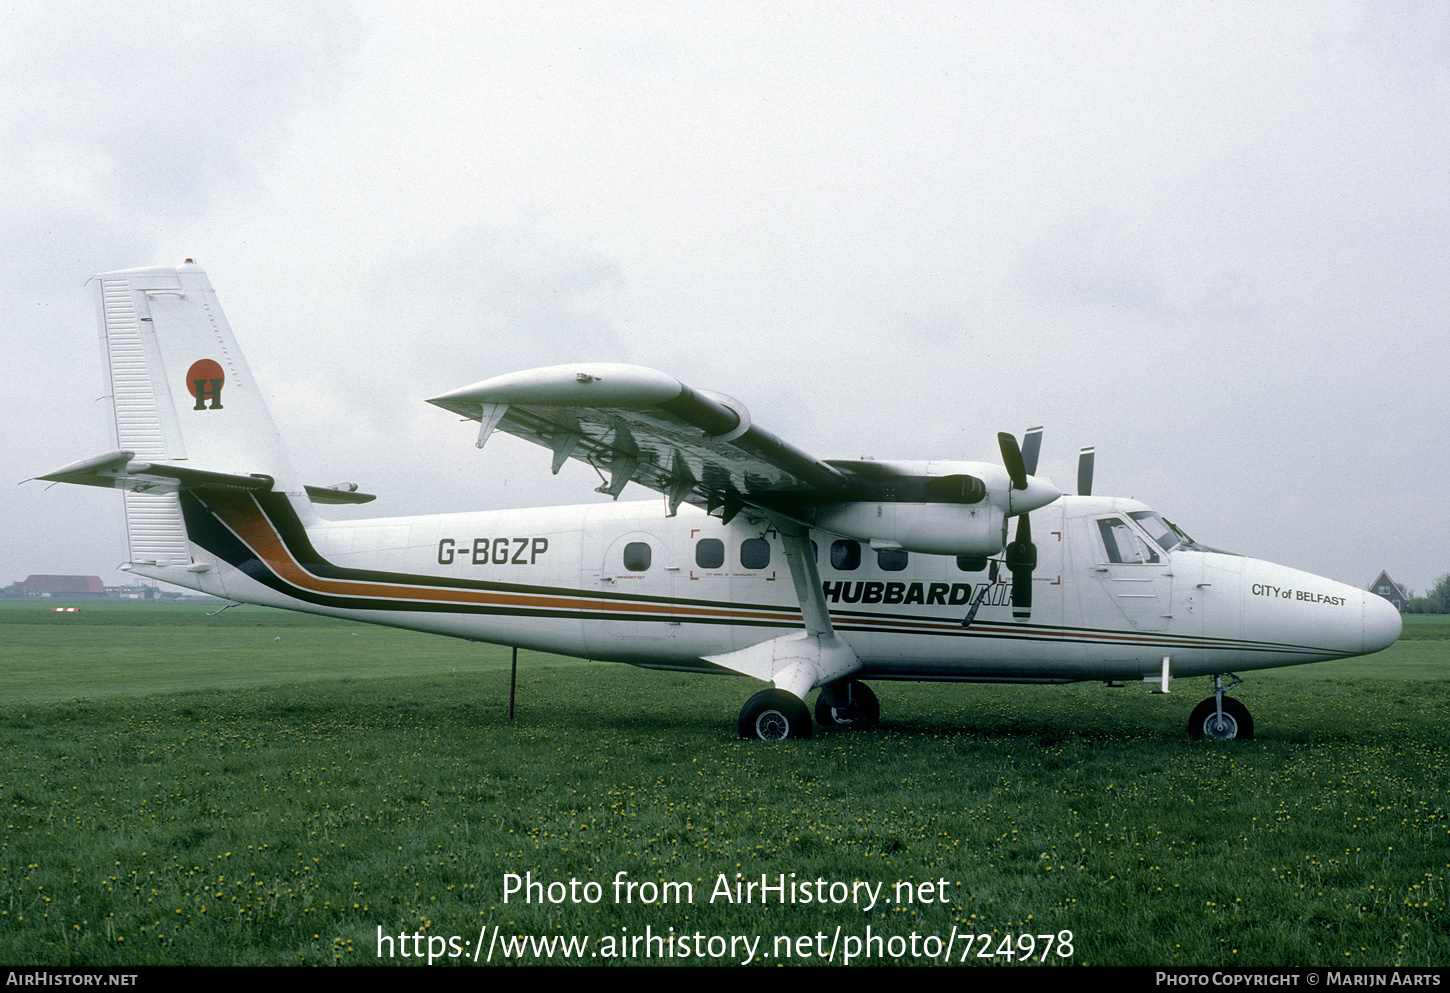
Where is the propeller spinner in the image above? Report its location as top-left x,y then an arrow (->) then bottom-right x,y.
996,429 -> 1058,515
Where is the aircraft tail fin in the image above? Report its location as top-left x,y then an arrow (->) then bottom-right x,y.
87,262 -> 310,574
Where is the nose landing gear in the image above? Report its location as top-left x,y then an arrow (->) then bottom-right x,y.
1188,674 -> 1254,740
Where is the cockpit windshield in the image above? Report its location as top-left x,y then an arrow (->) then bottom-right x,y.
1128,511 -> 1181,552
1125,511 -> 1231,554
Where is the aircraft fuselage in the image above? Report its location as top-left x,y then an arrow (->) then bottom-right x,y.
143,489 -> 1400,688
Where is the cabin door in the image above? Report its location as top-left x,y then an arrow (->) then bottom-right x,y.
591,530 -> 678,642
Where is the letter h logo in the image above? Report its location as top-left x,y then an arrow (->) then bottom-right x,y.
193,378 -> 224,410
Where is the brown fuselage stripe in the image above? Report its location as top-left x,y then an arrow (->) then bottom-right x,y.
213,496 -> 802,623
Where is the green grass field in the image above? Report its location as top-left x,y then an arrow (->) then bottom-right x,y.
0,602 -> 1446,966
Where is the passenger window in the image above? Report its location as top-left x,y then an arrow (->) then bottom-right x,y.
623,541 -> 652,571
877,548 -> 908,571
740,538 -> 771,570
1097,519 -> 1159,564
956,555 -> 988,572
830,540 -> 861,571
695,538 -> 724,569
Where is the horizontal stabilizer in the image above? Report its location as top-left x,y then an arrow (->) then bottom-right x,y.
37,451 -> 372,503
36,450 -> 272,493
33,449 -> 133,486
305,483 -> 377,505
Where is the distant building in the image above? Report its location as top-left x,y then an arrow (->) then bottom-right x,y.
104,584 -> 162,600
12,575 -> 106,598
1368,571 -> 1409,612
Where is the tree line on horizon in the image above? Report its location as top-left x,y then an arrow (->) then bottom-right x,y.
1403,574 -> 1450,614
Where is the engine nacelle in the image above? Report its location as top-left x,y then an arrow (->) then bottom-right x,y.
807,501 -> 1006,557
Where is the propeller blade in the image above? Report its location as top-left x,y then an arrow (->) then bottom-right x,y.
1012,564 -> 1032,616
998,432 -> 1027,490
1020,426 -> 1043,477
1005,513 -> 1037,619
1078,446 -> 1095,497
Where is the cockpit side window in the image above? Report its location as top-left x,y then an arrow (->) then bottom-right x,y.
1097,518 -> 1160,564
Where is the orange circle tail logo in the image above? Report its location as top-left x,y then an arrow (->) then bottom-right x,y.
186,359 -> 225,410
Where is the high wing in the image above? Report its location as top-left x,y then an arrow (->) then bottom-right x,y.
428,364 -> 849,519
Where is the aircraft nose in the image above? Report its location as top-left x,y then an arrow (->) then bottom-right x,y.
1362,592 -> 1402,654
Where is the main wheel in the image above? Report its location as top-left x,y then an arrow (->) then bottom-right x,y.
814,681 -> 880,728
738,689 -> 813,740
1188,696 -> 1254,741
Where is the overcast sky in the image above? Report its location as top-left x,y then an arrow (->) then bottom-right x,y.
3,1 -> 1446,596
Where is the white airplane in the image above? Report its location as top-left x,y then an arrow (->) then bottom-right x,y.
39,262 -> 1401,740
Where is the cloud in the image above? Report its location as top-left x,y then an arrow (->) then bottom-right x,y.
369,226 -> 627,381
2,1 -> 362,222
1019,209 -> 1260,324
1,1 -> 364,579
4,2 -> 1448,594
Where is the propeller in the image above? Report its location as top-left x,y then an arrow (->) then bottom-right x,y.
1005,511 -> 1036,619
997,432 -> 1026,489
1020,426 -> 1043,477
994,428 -> 1046,620
1078,446 -> 1094,497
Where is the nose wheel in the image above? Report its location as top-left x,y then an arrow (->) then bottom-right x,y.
1188,675 -> 1254,740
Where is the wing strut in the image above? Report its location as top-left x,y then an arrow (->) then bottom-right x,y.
780,525 -> 832,637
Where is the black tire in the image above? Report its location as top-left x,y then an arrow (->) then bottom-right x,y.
814,681 -> 880,728
738,689 -> 813,740
1188,695 -> 1254,741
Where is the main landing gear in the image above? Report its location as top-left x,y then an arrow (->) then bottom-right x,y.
737,680 -> 880,740
1188,674 -> 1254,741
814,680 -> 879,729
738,689 -> 812,741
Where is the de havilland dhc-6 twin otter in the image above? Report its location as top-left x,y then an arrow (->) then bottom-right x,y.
38,262 -> 1401,740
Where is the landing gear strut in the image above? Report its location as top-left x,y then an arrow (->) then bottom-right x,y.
814,680 -> 880,728
1188,674 -> 1254,741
